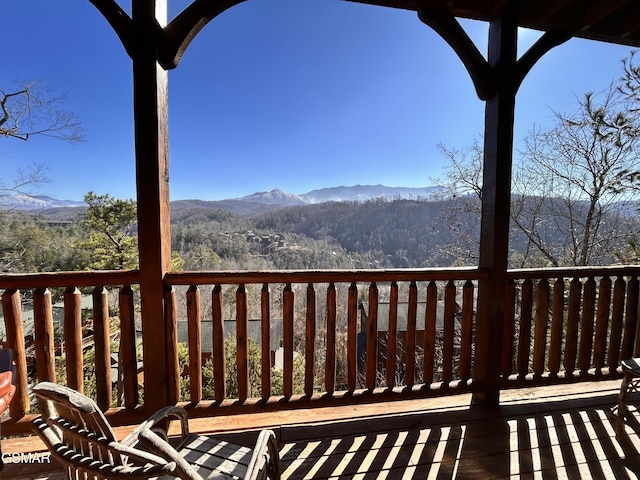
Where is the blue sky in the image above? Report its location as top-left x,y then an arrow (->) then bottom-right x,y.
1,0 -> 635,201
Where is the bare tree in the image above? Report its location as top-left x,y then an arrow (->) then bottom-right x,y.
0,80 -> 83,197
436,78 -> 640,267
431,139 -> 483,264
512,85 -> 640,266
1,81 -> 83,143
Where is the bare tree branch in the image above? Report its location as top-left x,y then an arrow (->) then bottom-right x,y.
0,81 -> 84,143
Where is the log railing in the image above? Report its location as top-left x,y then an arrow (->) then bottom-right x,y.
2,265 -> 639,437
164,268 -> 482,408
502,266 -> 640,385
0,270 -> 140,432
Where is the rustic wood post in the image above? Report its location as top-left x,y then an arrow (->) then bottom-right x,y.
419,1 -> 570,406
130,0 -> 172,412
89,0 -> 245,412
473,2 -> 519,406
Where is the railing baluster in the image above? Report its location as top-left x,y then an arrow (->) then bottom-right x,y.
564,277 -> 582,375
459,280 -> 474,382
607,276 -> 626,369
283,283 -> 294,398
119,284 -> 138,410
7,265 -> 640,434
593,276 -> 612,372
502,279 -> 517,377
578,277 -> 596,375
366,282 -> 378,390
548,278 -> 565,376
2,289 -> 28,418
347,282 -> 358,392
304,283 -> 315,397
405,282 -> 417,388
325,283 -> 336,394
386,282 -> 398,388
630,276 -> 640,357
212,284 -> 226,402
93,286 -> 112,410
261,283 -> 272,400
236,284 -> 249,402
423,281 -> 437,385
187,285 -> 202,403
533,278 -> 550,378
164,286 -> 180,404
64,286 -> 83,392
442,280 -> 456,384
33,288 -> 56,382
518,279 -> 533,378
622,276 -> 639,359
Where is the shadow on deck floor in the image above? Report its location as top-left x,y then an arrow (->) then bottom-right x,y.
4,380 -> 640,479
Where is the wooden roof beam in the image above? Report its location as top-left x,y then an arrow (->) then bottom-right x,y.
160,0 -> 246,70
88,0 -> 134,59
418,8 -> 494,100
581,0 -> 630,31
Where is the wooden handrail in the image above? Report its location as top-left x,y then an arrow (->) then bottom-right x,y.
3,265 -> 639,439
165,267 -> 484,285
0,270 -> 140,289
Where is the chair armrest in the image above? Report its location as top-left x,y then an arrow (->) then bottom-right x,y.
246,430 -> 281,480
109,440 -> 175,467
122,405 -> 190,446
138,428 -> 202,480
33,418 -> 179,479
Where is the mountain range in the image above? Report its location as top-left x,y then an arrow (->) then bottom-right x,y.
0,193 -> 85,211
1,185 -> 442,213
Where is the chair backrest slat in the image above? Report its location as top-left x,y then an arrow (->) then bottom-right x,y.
34,383 -> 117,440
31,382 -> 177,478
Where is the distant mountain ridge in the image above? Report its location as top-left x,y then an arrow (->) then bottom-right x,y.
0,193 -> 85,211
236,185 -> 441,206
0,185 -> 441,212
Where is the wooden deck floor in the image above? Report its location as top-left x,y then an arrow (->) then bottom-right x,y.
4,380 -> 640,479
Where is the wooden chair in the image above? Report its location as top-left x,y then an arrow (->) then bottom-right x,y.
32,382 -> 281,479
618,358 -> 640,420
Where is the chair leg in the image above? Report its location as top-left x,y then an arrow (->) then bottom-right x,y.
619,372 -> 629,419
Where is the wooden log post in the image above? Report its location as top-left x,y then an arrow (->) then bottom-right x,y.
119,284 -> 138,410
164,286 -> 180,404
64,286 -> 83,392
93,286 -> 112,411
282,284 -> 295,398
131,0 -> 172,412
304,284 -> 316,397
89,0 -> 247,411
2,289 -> 28,418
473,5 -> 519,405
187,285 -> 202,403
261,284 -> 272,400
366,282 -> 379,391
405,282 -> 418,388
236,284 -> 249,402
419,1 -> 570,406
347,282 -> 358,393
325,283 -> 337,394
386,282 -> 398,388
212,285 -> 226,402
33,288 -> 56,383
423,281 -> 437,385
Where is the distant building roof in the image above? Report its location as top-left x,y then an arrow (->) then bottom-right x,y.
360,302 -> 461,331
177,319 -> 283,353
0,294 -> 93,339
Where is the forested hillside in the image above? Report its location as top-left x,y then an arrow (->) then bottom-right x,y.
252,199 -> 455,267
1,193 -> 638,274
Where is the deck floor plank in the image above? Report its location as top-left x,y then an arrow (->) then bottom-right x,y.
4,380 -> 640,479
